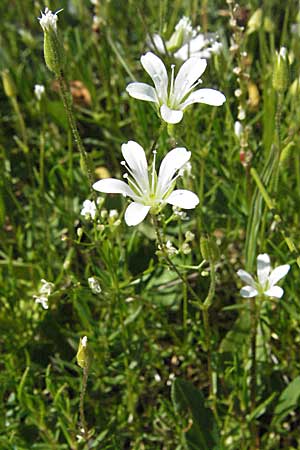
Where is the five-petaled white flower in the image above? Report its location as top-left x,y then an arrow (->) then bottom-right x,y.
126,52 -> 226,124
237,253 -> 290,298
93,140 -> 199,226
81,199 -> 97,220
38,7 -> 62,32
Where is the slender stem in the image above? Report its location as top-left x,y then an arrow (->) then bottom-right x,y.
152,215 -> 202,306
79,366 -> 89,441
202,263 -> 217,418
11,96 -> 28,147
57,72 -> 95,189
250,296 -> 259,448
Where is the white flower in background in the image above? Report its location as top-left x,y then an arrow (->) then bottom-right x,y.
126,52 -> 225,124
88,276 -> 101,294
34,84 -> 45,101
237,253 -> 290,298
234,121 -> 243,138
81,199 -> 97,220
149,16 -> 222,61
38,7 -> 62,32
34,295 -> 49,309
93,140 -> 199,226
33,279 -> 54,309
39,279 -> 54,295
81,336 -> 88,347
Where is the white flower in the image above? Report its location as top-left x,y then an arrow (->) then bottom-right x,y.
34,295 -> 49,309
39,279 -> 54,296
81,336 -> 88,347
88,277 -> 101,294
38,7 -> 62,33
149,17 -> 222,62
81,199 -> 97,220
93,140 -> 199,226
234,121 -> 243,138
174,34 -> 222,61
33,278 -> 54,309
237,253 -> 290,298
34,84 -> 45,101
126,52 -> 225,124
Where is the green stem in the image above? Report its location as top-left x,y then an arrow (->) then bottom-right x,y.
79,366 -> 89,441
152,215 -> 202,306
57,72 -> 95,189
250,296 -> 259,448
11,96 -> 28,148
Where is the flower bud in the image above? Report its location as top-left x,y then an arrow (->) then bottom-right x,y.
247,9 -> 262,35
272,47 -> 289,93
1,69 -> 17,98
200,235 -> 220,263
38,8 -> 64,75
76,336 -> 93,369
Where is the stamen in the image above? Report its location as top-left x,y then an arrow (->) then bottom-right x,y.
170,64 -> 175,98
123,173 -> 144,197
151,150 -> 157,193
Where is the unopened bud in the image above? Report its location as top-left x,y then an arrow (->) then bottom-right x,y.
76,336 -> 93,369
200,235 -> 220,263
247,9 -> 262,35
272,47 -> 289,93
1,69 -> 17,98
38,8 -> 64,75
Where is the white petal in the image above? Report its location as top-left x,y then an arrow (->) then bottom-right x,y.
240,286 -> 258,298
124,202 -> 151,226
166,189 -> 199,209
157,147 -> 191,194
257,254 -> 271,286
264,286 -> 284,298
140,52 -> 168,102
174,35 -> 207,60
126,82 -> 158,103
180,88 -> 226,109
121,141 -> 149,191
160,104 -> 183,124
149,34 -> 166,53
93,178 -> 134,198
268,265 -> 290,287
174,58 -> 207,101
237,269 -> 256,287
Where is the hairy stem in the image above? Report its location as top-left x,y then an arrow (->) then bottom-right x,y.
79,366 -> 89,441
250,296 -> 259,448
57,72 -> 95,189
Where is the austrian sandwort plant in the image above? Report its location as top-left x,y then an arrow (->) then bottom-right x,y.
1,1 -> 299,449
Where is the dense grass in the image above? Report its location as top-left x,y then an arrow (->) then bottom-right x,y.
1,0 -> 300,448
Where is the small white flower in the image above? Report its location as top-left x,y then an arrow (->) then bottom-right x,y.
149,17 -> 222,62
39,279 -> 54,296
81,199 -> 97,220
237,253 -> 290,298
38,7 -> 62,33
165,240 -> 178,256
88,277 -> 101,294
34,278 -> 54,309
93,141 -> 199,226
34,84 -> 45,101
81,336 -> 88,347
126,52 -> 226,124
234,121 -> 243,138
34,295 -> 49,309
